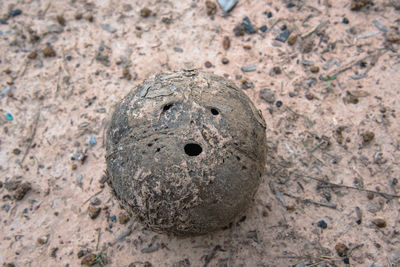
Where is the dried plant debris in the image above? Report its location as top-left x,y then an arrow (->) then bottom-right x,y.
106,70 -> 267,235
350,0 -> 374,11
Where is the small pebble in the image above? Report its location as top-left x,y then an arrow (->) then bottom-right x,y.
204,61 -> 213,68
241,16 -> 257,34
372,218 -> 387,228
335,243 -> 349,257
56,15 -> 66,26
13,182 -> 31,200
77,250 -> 85,258
0,19 -> 8,25
305,92 -> 314,100
122,68 -> 131,80
272,66 -> 281,75
101,24 -> 117,33
37,235 -> 49,245
286,3 -> 295,8
264,11 -> 273,18
259,88 -> 275,104
205,1 -> 217,16
221,57 -> 229,64
259,25 -> 267,33
8,9 -> 22,17
243,44 -> 252,50
222,36 -> 230,50
27,50 -> 37,59
71,163 -> 77,170
50,247 -> 58,258
362,131 -> 375,144
12,148 -> 21,155
89,136 -> 97,146
317,220 -> 327,229
343,93 -> 359,104
343,258 -> 350,264
77,174 -> 83,185
276,30 -> 290,42
140,7 -> 151,18
241,65 -> 256,72
173,47 -> 183,53
43,46 -> 56,57
87,14 -> 94,22
88,205 -> 101,219
310,66 -> 320,73
280,25 -> 287,31
287,34 -> 298,45
342,17 -> 349,24
119,213 -> 130,224
217,0 -> 238,12
241,80 -> 254,90
276,100 -> 283,108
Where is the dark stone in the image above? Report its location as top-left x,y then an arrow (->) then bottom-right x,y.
286,3 -> 295,8
342,17 -> 349,24
259,25 -> 268,32
317,220 -> 327,229
77,250 -> 85,258
241,17 -> 256,34
8,9 -> 23,17
264,11 -> 273,18
276,100 -> 283,108
275,30 -> 290,42
106,70 -> 267,236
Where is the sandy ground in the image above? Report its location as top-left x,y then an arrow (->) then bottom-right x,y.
1,0 -> 400,266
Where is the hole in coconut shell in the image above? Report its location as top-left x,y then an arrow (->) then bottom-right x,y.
184,143 -> 202,156
162,103 -> 173,112
211,108 -> 219,115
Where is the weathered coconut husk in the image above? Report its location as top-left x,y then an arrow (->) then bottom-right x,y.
106,70 -> 267,236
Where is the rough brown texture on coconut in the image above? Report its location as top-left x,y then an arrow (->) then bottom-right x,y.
106,70 -> 267,235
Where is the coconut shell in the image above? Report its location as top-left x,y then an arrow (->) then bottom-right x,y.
106,70 -> 267,235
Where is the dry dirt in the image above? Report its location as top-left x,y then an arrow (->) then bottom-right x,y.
1,0 -> 400,266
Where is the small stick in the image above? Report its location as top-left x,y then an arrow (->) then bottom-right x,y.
300,174 -> 400,199
266,18 -> 281,33
96,228 -> 101,251
284,193 -> 337,209
19,110 -> 41,168
301,21 -> 328,38
82,190 -> 103,206
309,140 -> 327,153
